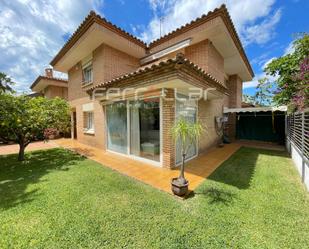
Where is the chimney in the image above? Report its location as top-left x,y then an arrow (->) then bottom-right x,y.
45,68 -> 53,78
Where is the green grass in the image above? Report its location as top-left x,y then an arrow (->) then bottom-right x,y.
0,147 -> 308,248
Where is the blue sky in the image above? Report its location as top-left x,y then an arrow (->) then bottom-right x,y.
0,0 -> 308,95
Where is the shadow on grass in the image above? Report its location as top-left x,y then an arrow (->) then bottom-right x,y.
206,147 -> 288,190
193,187 -> 237,205
0,148 -> 84,210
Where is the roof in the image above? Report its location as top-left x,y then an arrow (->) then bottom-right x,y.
50,5 -> 253,78
30,76 -> 68,90
89,53 -> 227,92
27,92 -> 44,98
148,4 -> 253,77
50,11 -> 147,66
224,106 -> 288,113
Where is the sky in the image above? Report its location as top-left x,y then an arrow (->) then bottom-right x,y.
0,0 -> 308,95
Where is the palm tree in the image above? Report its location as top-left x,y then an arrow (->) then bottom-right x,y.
171,117 -> 204,188
0,72 -> 14,94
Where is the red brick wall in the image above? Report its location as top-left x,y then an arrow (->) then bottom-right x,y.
44,85 -> 68,100
68,43 -> 140,101
162,89 -> 176,168
185,40 -> 225,83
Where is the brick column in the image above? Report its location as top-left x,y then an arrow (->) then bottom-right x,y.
162,89 -> 175,168
227,75 -> 242,141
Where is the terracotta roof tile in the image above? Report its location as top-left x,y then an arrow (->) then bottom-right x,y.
50,11 -> 147,66
148,4 -> 253,77
30,76 -> 68,90
50,4 -> 253,78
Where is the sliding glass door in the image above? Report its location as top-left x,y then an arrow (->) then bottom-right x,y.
106,98 -> 160,163
106,101 -> 128,154
130,98 -> 160,162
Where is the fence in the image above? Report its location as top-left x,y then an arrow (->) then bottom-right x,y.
286,109 -> 309,190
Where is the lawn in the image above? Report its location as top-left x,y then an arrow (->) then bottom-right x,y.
0,147 -> 308,248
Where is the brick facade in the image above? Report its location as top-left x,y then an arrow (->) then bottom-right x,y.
162,89 -> 175,168
44,85 -> 68,100
198,98 -> 224,152
185,40 -> 225,83
68,39 -> 243,168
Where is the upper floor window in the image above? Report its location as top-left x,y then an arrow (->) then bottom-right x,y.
82,54 -> 93,85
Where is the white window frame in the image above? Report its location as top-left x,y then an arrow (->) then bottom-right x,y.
104,97 -> 162,167
82,61 -> 93,85
84,111 -> 94,134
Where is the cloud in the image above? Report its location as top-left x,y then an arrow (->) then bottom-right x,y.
140,0 -> 281,45
243,57 -> 277,89
0,0 -> 104,92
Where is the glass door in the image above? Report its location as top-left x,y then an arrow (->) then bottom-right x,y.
129,98 -> 160,162
106,101 -> 128,154
106,98 -> 161,163
175,96 -> 197,164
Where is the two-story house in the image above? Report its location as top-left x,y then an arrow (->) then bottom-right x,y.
49,4 -> 254,168
30,68 -> 68,100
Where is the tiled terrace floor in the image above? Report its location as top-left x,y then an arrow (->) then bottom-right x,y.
55,139 -> 241,194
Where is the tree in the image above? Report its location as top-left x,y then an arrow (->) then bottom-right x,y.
242,94 -> 256,105
171,117 -> 203,186
0,72 -> 15,93
254,78 -> 274,106
0,95 -> 70,161
262,33 -> 309,110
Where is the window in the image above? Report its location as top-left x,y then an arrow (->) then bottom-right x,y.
82,62 -> 93,85
83,112 -> 94,134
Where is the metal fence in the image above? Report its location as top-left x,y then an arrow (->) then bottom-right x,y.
287,109 -> 309,162
286,109 -> 309,189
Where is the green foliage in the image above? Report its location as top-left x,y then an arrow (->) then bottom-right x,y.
254,77 -> 274,106
262,33 -> 309,109
171,117 -> 203,155
242,94 -> 256,105
0,72 -> 15,93
0,95 -> 70,160
0,147 -> 308,248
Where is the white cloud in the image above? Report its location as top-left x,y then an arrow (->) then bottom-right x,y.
0,0 -> 104,92
284,41 -> 295,55
140,0 -> 281,45
243,57 -> 277,89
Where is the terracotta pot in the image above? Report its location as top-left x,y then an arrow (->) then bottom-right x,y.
171,178 -> 189,196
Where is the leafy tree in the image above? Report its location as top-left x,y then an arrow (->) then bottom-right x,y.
261,33 -> 309,109
242,94 -> 256,105
254,78 -> 274,106
0,95 -> 70,161
0,72 -> 15,93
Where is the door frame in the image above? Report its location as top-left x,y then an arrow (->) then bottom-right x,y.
104,97 -> 163,167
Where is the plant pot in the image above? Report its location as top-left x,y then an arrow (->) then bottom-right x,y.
171,177 -> 189,196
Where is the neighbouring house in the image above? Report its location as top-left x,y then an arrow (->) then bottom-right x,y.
49,4 -> 254,168
241,102 -> 255,108
30,68 -> 68,100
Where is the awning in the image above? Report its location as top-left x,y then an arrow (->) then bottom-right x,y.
223,106 -> 287,113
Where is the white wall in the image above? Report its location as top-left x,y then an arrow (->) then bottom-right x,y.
287,139 -> 309,191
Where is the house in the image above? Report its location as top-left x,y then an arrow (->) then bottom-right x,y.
49,4 -> 254,168
30,68 -> 68,100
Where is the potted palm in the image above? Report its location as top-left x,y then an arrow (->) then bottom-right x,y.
171,117 -> 203,196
